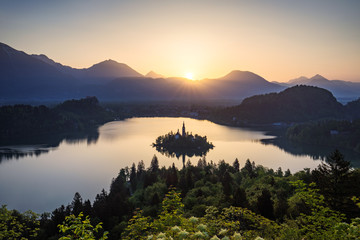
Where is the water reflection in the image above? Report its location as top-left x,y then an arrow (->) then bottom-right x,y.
0,146 -> 51,162
261,138 -> 360,168
0,117 -> 359,213
0,130 -> 99,162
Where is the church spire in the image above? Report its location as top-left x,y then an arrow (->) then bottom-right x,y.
182,121 -> 186,136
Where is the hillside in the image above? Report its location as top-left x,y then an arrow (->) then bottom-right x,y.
346,98 -> 360,119
216,85 -> 345,124
0,96 -> 113,144
0,43 -> 77,100
17,152 -> 360,239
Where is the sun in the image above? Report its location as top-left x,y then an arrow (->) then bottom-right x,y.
184,72 -> 194,80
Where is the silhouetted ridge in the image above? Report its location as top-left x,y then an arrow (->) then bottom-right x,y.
5,42 -> 358,102
286,74 -> 360,101
220,70 -> 268,83
85,59 -> 143,78
0,42 -> 76,100
310,74 -> 328,81
220,85 -> 344,124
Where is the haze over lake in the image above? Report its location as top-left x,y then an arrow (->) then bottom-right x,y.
0,117 -> 323,213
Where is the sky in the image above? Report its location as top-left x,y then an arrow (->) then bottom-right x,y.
1,0 -> 360,82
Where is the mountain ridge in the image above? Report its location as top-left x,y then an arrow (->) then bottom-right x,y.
286,74 -> 360,100
1,42 -> 358,102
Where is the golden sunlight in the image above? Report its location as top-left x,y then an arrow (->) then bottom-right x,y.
184,72 -> 194,80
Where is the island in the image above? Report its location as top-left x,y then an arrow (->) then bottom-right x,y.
152,122 -> 214,164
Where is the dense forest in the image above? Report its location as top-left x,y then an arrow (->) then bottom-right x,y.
1,86 -> 360,239
212,86 -> 359,125
286,119 -> 360,153
0,96 -> 113,144
1,150 -> 360,239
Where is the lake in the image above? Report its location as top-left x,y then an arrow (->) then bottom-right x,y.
0,117 -> 352,213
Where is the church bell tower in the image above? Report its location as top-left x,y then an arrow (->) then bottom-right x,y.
182,121 -> 186,136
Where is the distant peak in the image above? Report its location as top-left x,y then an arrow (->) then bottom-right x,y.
87,59 -> 143,78
222,70 -> 253,78
89,59 -> 128,69
310,74 -> 328,81
96,59 -> 120,65
220,70 -> 268,83
145,71 -> 164,78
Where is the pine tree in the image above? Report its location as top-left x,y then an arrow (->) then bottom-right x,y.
222,170 -> 232,197
149,155 -> 159,173
256,189 -> 274,219
71,192 -> 83,216
130,163 -> 137,191
233,187 -> 249,208
137,160 -> 145,178
313,149 -> 351,210
233,158 -> 240,172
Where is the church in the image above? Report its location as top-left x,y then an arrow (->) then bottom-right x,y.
175,122 -> 186,139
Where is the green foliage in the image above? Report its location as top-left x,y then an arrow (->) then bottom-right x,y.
123,188 -> 280,240
352,196 -> 360,208
0,205 -> 39,240
153,188 -> 185,231
286,119 -> 360,152
58,212 -> 108,240
288,180 -> 345,239
24,150 -> 360,239
121,210 -> 151,240
334,218 -> 360,239
0,97 -> 113,144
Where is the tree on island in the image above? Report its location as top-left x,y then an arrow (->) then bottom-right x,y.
152,122 -> 214,165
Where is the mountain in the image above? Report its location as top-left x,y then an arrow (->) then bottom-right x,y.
0,43 -> 68,84
219,70 -> 269,83
82,60 -> 143,80
217,85 -> 344,124
101,70 -> 286,101
33,55 -> 143,83
287,74 -> 360,101
0,42 -> 145,101
0,42 -> 77,100
0,42 -> 286,102
145,71 -> 164,78
202,70 -> 285,99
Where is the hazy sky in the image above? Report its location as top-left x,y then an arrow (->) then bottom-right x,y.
1,0 -> 360,82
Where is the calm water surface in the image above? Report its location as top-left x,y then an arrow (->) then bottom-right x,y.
0,117 -> 322,213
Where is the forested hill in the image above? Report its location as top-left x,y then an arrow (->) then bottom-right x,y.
346,97 -> 360,119
215,85 -> 346,124
10,151 -> 360,239
0,96 -> 113,143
